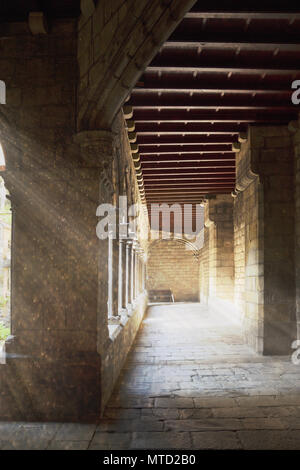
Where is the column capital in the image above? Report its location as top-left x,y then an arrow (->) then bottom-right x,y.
73,129 -> 114,168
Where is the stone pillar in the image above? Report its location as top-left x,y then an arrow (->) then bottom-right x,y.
118,239 -> 123,314
141,259 -> 144,291
107,227 -> 113,319
289,118 -> 300,341
107,226 -> 121,324
125,241 -> 131,310
1,129 -> 114,421
135,246 -> 139,299
233,126 -> 296,354
130,242 -> 135,305
204,195 -> 235,304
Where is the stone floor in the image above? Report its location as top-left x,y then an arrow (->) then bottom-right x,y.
1,302 -> 300,450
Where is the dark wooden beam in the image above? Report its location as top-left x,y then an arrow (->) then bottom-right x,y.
140,145 -> 233,154
185,12 -> 300,19
130,92 -> 293,108
141,157 -> 235,164
137,134 -> 237,143
142,161 -> 235,169
167,26 -> 300,48
144,181 -> 235,188
189,1 -> 300,14
149,49 -> 300,73
136,72 -> 296,93
142,168 -> 236,175
135,122 -> 247,133
133,108 -> 297,122
137,134 -> 236,144
144,171 -> 235,179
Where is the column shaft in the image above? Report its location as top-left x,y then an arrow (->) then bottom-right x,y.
118,240 -> 123,313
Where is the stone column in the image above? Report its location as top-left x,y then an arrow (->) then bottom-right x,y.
1,129 -> 114,421
130,241 -> 135,305
289,118 -> 300,342
107,225 -> 115,323
118,239 -> 123,314
125,241 -> 131,310
204,195 -> 234,304
143,259 -> 146,291
134,246 -> 140,299
134,243 -> 139,300
233,126 -> 296,354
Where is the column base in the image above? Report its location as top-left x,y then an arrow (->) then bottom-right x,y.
126,304 -> 133,316
108,315 -> 121,325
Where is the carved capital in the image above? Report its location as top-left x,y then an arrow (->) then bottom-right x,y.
234,132 -> 258,194
236,166 -> 258,193
73,130 -> 114,169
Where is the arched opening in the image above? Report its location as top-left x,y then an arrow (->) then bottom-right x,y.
148,238 -> 200,303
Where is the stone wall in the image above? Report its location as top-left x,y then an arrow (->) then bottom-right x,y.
147,239 -> 199,302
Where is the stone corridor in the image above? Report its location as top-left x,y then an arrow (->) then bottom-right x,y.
1,303 -> 300,450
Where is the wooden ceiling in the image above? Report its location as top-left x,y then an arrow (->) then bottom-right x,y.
128,1 -> 300,214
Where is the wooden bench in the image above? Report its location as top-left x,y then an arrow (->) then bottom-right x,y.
148,289 -> 174,303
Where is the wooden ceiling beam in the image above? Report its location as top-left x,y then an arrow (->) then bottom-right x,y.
133,109 -> 297,121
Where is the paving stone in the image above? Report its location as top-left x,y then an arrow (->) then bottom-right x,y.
179,408 -> 214,419
235,396 -> 277,407
108,397 -> 154,408
90,432 -> 132,450
212,406 -> 294,419
191,431 -> 242,449
194,397 -> 237,408
141,408 -> 180,420
97,419 -> 163,432
242,418 -> 287,430
0,422 -> 19,439
104,408 -> 141,419
1,438 -> 51,450
130,432 -> 192,449
12,423 -> 61,440
237,430 -> 300,450
55,423 -> 96,441
165,418 -> 243,432
155,397 -> 194,408
48,440 -> 90,450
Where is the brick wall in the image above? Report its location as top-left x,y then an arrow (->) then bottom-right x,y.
148,239 -> 199,302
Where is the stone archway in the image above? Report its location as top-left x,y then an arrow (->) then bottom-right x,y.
77,0 -> 197,131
